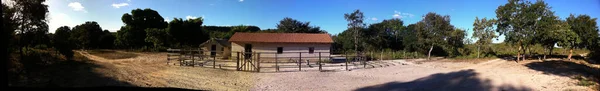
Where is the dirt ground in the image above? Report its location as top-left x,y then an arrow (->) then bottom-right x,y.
76,50 -> 597,91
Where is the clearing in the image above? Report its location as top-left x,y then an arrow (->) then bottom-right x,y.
74,50 -> 598,91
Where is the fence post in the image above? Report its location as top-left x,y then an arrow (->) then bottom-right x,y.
179,49 -> 183,66
213,53 -> 216,68
276,53 -> 279,72
257,53 -> 260,72
319,52 -> 322,71
191,49 -> 195,66
167,48 -> 170,65
299,52 -> 302,71
237,52 -> 240,71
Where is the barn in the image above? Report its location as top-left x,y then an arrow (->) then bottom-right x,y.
228,32 -> 333,60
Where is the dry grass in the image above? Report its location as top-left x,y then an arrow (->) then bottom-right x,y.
87,50 -> 138,59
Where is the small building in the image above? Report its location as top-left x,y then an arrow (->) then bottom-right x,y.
228,32 -> 333,60
199,38 -> 231,59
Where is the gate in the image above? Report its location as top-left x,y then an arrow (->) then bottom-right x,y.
236,52 -> 261,72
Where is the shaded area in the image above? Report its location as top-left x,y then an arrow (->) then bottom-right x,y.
8,86 -> 199,91
354,69 -> 532,91
8,50 -> 135,87
87,50 -> 138,59
525,60 -> 600,85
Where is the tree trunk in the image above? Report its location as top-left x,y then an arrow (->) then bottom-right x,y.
428,44 -> 433,60
477,45 -> 480,58
549,47 -> 553,58
517,45 -> 521,62
568,48 -> 573,61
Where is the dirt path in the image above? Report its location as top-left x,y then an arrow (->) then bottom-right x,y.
76,50 -> 593,90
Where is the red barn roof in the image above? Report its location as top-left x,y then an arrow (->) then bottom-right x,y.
229,32 -> 333,43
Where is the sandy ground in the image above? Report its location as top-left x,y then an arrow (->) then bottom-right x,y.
77,50 -> 594,91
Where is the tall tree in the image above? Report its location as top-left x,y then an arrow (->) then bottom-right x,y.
556,20 -> 580,61
364,19 -> 405,51
567,14 -> 599,50
472,17 -> 497,58
166,17 -> 208,47
496,0 -> 550,61
71,21 -> 104,49
415,12 -> 455,60
447,28 -> 466,57
535,10 -> 564,59
53,26 -> 74,59
115,8 -> 168,48
276,17 -> 324,33
9,0 -> 49,55
344,9 -> 366,55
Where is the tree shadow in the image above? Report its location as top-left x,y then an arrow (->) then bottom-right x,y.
524,60 -> 600,83
8,51 -> 135,87
354,69 -> 533,91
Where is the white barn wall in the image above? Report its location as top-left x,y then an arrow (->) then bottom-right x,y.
231,42 -> 331,60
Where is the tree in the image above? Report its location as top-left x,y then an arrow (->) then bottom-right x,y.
415,12 -> 455,60
115,8 -> 168,48
9,0 -> 49,55
145,28 -> 168,49
276,17 -> 325,33
53,26 -> 74,59
166,17 -> 208,47
556,21 -> 580,61
447,28 -> 466,57
535,10 -> 564,59
496,0 -> 550,61
567,14 -> 599,50
472,17 -> 497,58
71,21 -> 104,49
344,9 -> 366,55
364,19 -> 405,51
99,30 -> 115,49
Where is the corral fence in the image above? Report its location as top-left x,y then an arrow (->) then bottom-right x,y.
167,48 -> 396,72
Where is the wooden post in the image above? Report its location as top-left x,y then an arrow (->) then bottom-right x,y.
191,49 -> 195,66
237,52 -> 240,71
319,52 -> 322,71
257,53 -> 260,72
167,48 -> 170,64
179,50 -> 183,66
299,52 -> 302,71
276,53 -> 279,72
213,53 -> 216,68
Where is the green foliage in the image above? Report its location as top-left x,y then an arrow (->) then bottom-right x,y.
145,28 -> 169,49
276,17 -> 325,33
472,17 -> 497,58
115,8 -> 168,48
166,17 -> 209,47
53,26 -> 75,59
567,14 -> 599,49
415,12 -> 456,58
71,21 -> 104,49
344,9 -> 366,53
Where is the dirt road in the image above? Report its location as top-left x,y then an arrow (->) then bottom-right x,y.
77,50 -> 594,91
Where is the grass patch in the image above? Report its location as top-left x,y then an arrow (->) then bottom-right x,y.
88,50 -> 138,59
574,76 -> 596,86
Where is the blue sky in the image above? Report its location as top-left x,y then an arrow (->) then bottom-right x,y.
47,0 -> 600,43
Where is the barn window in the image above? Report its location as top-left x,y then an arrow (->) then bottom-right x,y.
309,47 -> 314,54
277,47 -> 283,54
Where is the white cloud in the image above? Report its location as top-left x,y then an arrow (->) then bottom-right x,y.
49,13 -> 76,33
165,17 -> 170,22
371,17 -> 378,21
392,10 -> 414,19
128,0 -> 132,2
68,2 -> 87,13
186,15 -> 198,19
112,3 -> 129,8
239,0 -> 244,2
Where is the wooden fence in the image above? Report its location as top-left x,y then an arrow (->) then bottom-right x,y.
167,48 -> 391,72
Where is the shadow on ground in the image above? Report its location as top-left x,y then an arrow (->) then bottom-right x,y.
8,51 -> 135,87
354,69 -> 533,91
525,60 -> 600,84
